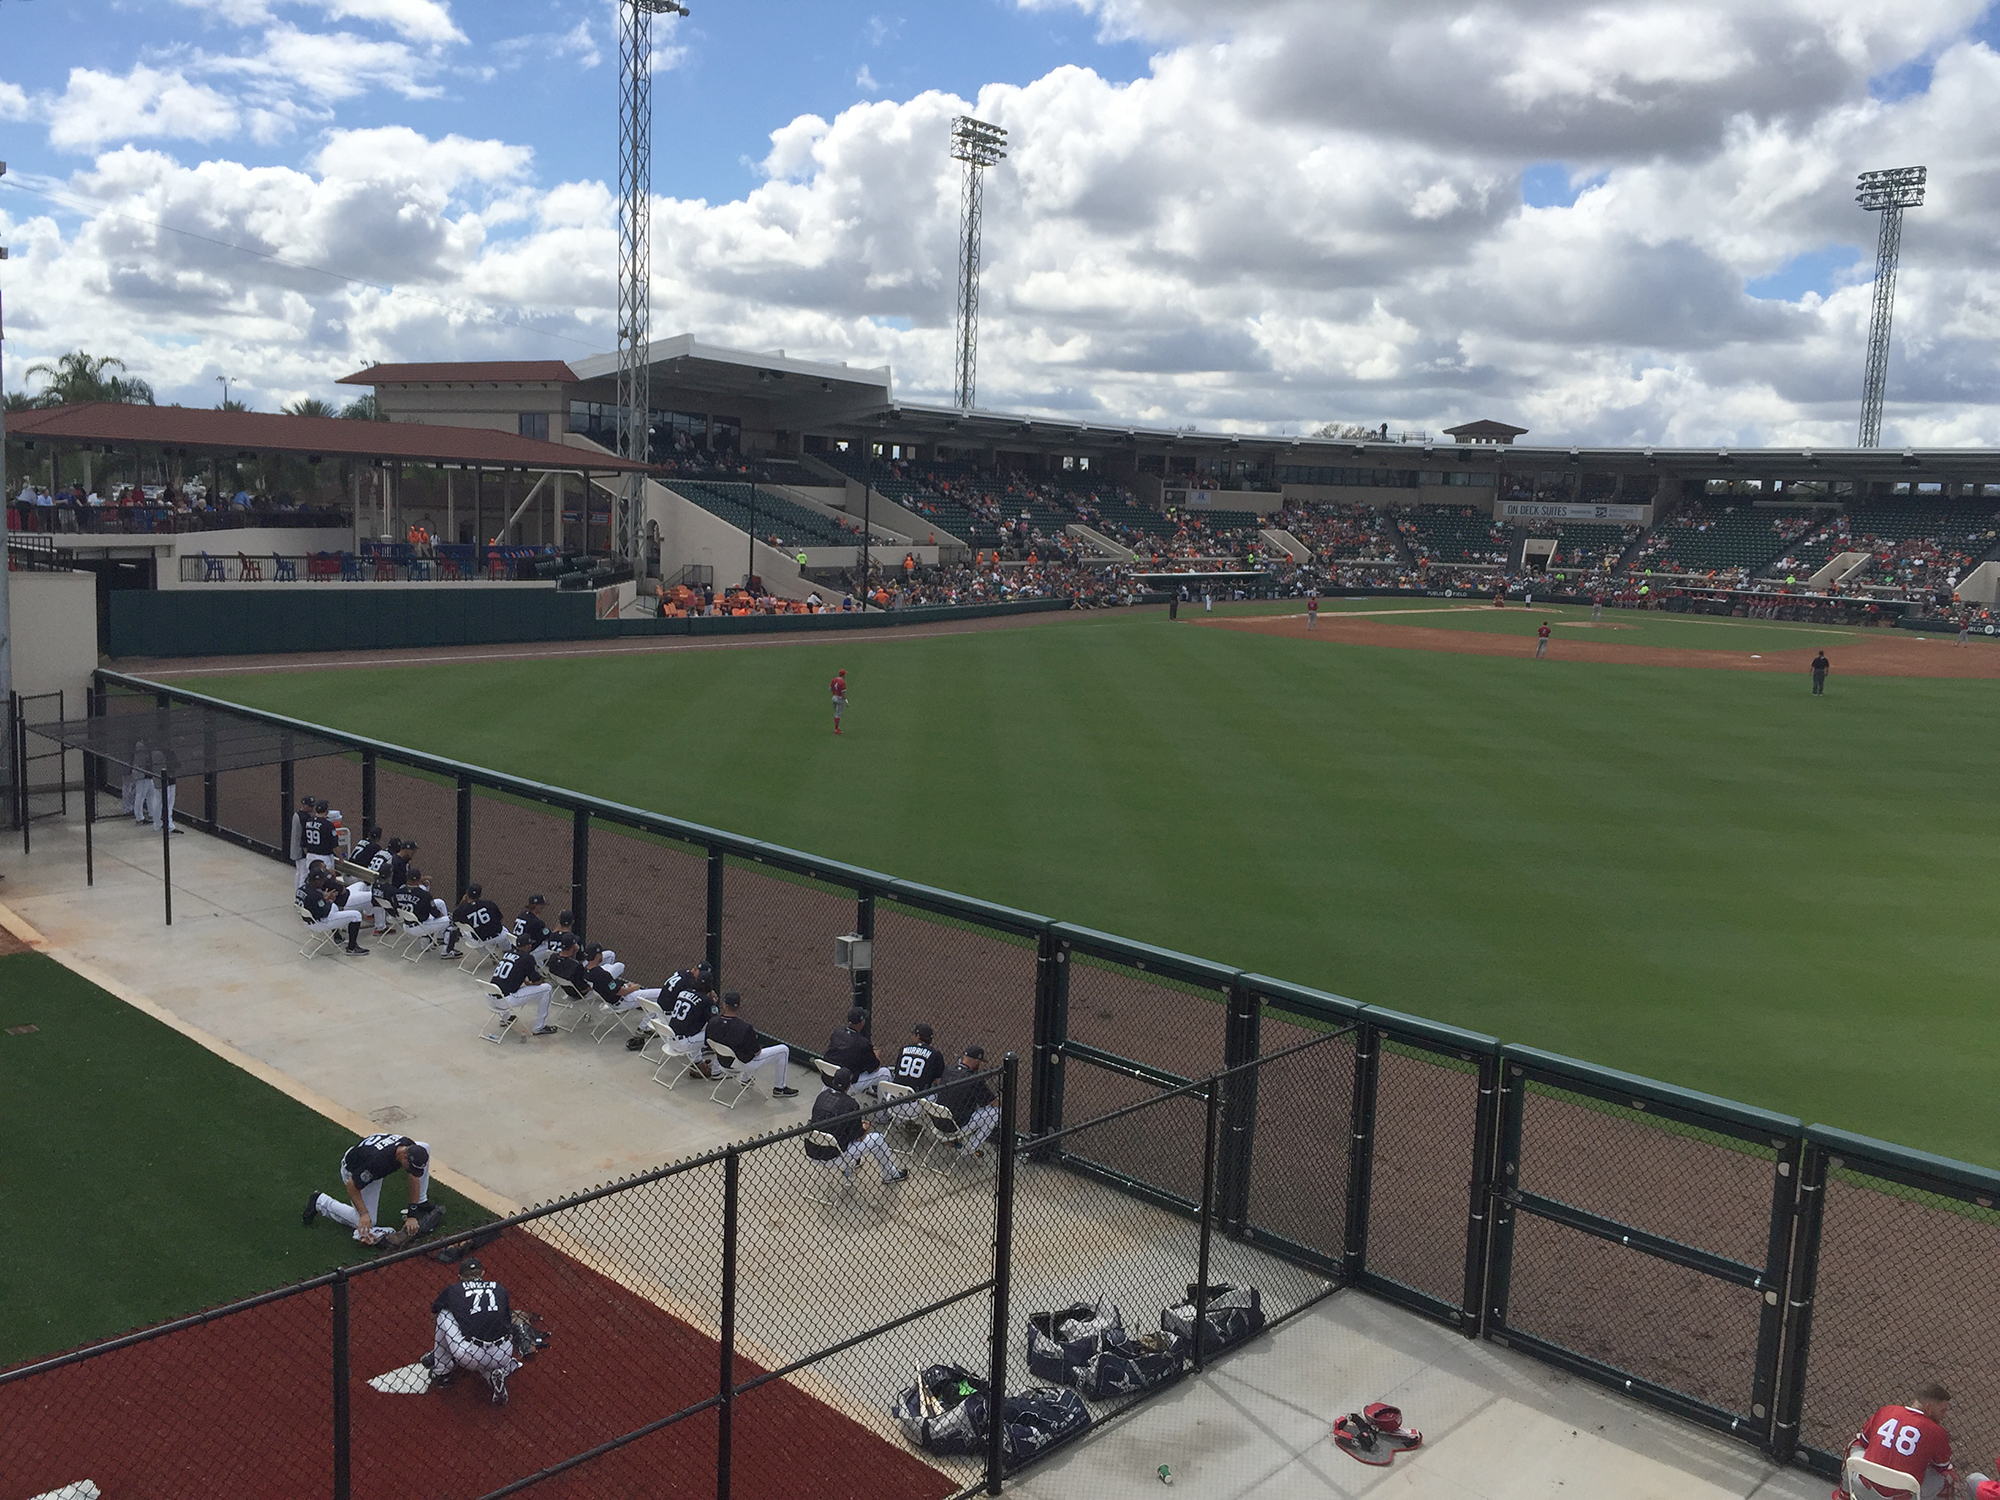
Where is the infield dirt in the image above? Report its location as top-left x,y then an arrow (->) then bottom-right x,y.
1203,611 -> 2000,677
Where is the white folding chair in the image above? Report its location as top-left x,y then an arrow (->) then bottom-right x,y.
297,903 -> 343,959
1842,1457 -> 1922,1500
546,973 -> 592,1032
813,1058 -> 845,1086
478,983 -> 522,1044
455,923 -> 502,976
401,915 -> 452,961
802,1131 -> 856,1207
915,1097 -> 971,1176
875,1081 -> 922,1161
590,996 -> 645,1046
708,1040 -> 762,1108
652,1029 -> 712,1090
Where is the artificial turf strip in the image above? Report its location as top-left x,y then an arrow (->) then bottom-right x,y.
187,610 -> 2000,1168
0,953 -> 494,1365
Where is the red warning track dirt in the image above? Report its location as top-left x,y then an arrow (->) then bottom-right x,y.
2,1228 -> 951,1500
1203,613 -> 2000,679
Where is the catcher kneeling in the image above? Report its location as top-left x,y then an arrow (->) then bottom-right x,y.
422,1259 -> 546,1406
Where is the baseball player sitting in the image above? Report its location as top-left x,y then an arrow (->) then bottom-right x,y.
1842,1384 -> 1962,1499
889,1023 -> 946,1120
706,991 -> 798,1097
805,1067 -> 909,1184
395,871 -> 453,953
511,895 -> 552,962
490,936 -> 558,1037
447,882 -> 506,961
630,963 -> 721,1073
938,1046 -> 1001,1155
299,871 -> 369,955
823,1008 -> 893,1097
423,1258 -> 520,1406
303,1133 -> 433,1244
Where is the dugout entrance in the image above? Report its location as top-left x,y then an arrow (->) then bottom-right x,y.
23,701 -> 348,924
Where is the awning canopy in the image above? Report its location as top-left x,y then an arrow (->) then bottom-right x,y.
26,708 -> 350,776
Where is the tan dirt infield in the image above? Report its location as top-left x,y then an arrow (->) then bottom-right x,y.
1203,612 -> 2000,678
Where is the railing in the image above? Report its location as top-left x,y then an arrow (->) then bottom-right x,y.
176,546 -> 611,585
51,667 -> 2000,1490
9,505 -> 349,536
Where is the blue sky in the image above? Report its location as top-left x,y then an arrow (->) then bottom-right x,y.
1,0 -> 1150,207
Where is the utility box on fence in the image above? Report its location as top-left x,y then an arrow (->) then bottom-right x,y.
835,932 -> 873,972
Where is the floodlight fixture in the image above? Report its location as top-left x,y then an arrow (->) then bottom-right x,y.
1856,165 -> 1926,211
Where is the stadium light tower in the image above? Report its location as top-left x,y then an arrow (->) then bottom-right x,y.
616,0 -> 688,568
950,115 -> 1007,411
1855,165 -> 1926,449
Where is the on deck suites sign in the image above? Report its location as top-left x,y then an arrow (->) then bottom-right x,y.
1500,500 -> 1647,523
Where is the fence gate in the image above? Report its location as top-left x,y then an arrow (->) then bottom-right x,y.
1484,1046 -> 1802,1449
11,690 -> 67,846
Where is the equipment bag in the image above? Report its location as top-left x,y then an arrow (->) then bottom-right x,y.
1072,1329 -> 1183,1401
997,1385 -> 1093,1469
1161,1282 -> 1265,1356
1024,1300 -> 1122,1385
893,1364 -> 990,1456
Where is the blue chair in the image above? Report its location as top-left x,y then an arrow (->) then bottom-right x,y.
201,552 -> 226,582
273,554 -> 297,582
339,552 -> 363,582
406,555 -> 433,582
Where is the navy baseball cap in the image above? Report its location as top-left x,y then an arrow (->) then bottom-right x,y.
403,1143 -> 429,1173
963,1044 -> 985,1061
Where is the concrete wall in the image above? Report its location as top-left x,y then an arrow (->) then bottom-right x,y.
1957,560 -> 2000,605
654,481 -> 815,600
12,571 -> 99,706
1280,484 -> 1412,508
377,382 -> 568,435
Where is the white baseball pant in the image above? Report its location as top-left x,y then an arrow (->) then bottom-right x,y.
960,1103 -> 1001,1153
734,1044 -> 789,1090
493,982 -> 554,1030
837,1132 -> 901,1182
432,1311 -> 519,1384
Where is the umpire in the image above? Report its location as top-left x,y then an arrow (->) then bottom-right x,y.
423,1259 -> 520,1405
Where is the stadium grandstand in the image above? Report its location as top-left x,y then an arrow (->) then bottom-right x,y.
19,331 -> 2000,654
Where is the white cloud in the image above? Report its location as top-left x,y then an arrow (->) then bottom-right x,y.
10,0 -> 2000,444
45,66 -> 241,152
856,65 -> 881,94
310,0 -> 465,46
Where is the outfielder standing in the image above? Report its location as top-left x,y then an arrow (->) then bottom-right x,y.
424,1259 -> 520,1405
1535,620 -> 1551,659
831,668 -> 848,735
304,1133 -> 433,1244
1306,592 -> 1319,631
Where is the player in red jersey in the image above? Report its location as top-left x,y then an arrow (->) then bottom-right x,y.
1535,621 -> 1551,659
830,669 -> 848,735
1840,1384 -> 1960,1499
1306,593 -> 1319,631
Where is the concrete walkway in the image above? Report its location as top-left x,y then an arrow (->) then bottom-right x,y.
0,813 -> 1831,1499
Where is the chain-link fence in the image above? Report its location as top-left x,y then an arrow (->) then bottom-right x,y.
68,668 -> 2000,1491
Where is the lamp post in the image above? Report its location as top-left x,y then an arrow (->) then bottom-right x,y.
0,160 -> 12,762
1855,166 -> 1927,449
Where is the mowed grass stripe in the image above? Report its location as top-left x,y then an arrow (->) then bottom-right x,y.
0,953 -> 494,1362
186,612 -> 2000,1166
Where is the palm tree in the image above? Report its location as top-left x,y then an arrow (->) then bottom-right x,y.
283,397 -> 338,419
24,351 -> 155,406
339,393 -> 386,421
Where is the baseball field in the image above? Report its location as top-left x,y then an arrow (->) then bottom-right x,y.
168,599 -> 2000,1171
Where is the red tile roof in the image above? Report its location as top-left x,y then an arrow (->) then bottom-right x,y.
337,361 -> 579,386
6,403 -> 644,471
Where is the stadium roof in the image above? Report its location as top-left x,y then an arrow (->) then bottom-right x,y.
5,402 -> 650,473
337,361 -> 580,386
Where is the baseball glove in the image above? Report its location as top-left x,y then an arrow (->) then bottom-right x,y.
510,1310 -> 551,1358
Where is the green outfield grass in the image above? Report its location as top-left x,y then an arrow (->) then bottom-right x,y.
0,954 -> 493,1364
1218,597 -> 1878,652
186,609 -> 2000,1167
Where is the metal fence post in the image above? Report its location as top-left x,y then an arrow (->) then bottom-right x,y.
1770,1141 -> 1827,1465
718,1149 -> 739,1500
1750,1135 -> 1804,1448
1460,1048 -> 1503,1337
851,889 -> 875,1030
985,1054 -> 1019,1496
359,751 -> 376,832
1220,983 -> 1260,1234
570,808 -> 590,941
1341,1022 -> 1380,1286
706,845 -> 725,984
280,759 -> 295,859
332,1269 -> 351,1500
203,771 -> 219,835
1484,1060 -> 1529,1335
1029,933 -> 1068,1141
1192,1079 -> 1220,1372
454,776 -> 472,899
15,697 -> 28,852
